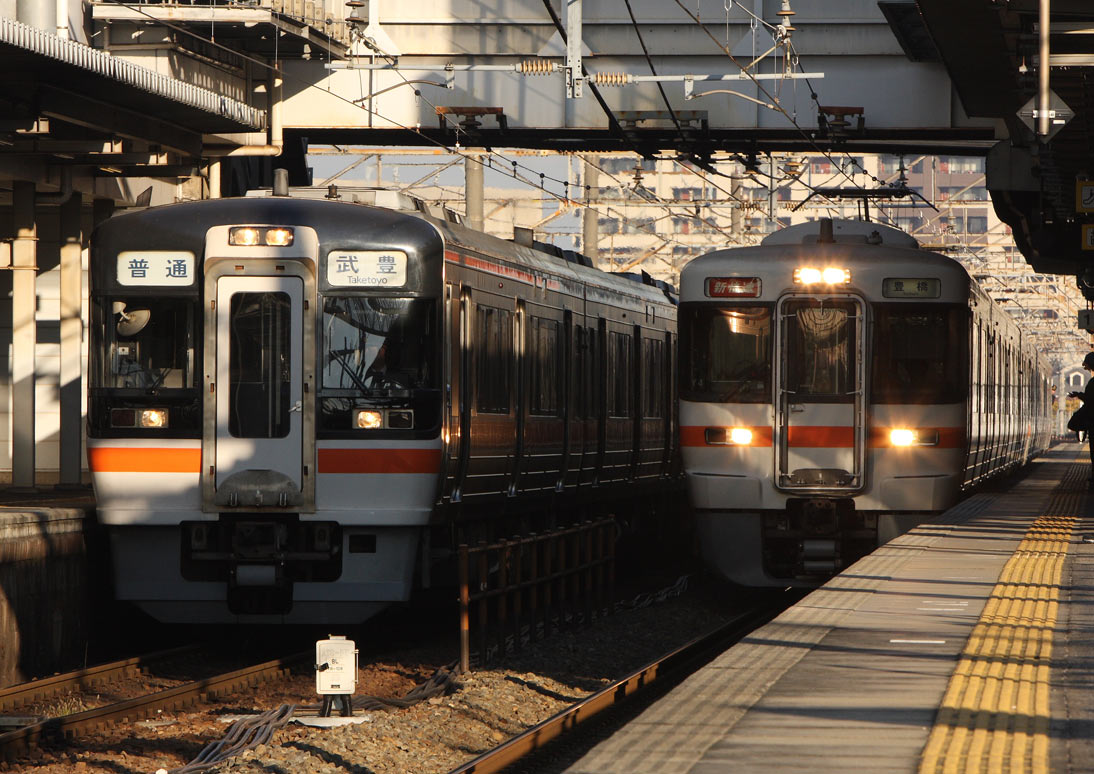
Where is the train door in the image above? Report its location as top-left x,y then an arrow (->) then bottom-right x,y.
211,276 -> 305,503
774,295 -> 866,493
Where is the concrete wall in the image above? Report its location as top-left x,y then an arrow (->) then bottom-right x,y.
0,509 -> 90,687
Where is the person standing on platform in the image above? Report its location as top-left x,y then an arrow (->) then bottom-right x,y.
1067,352 -> 1094,480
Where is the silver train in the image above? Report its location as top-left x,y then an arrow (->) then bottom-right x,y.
679,219 -> 1053,585
88,187 -> 679,623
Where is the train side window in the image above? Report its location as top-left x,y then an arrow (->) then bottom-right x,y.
643,337 -> 665,418
679,303 -> 772,403
529,315 -> 562,416
606,330 -> 633,418
584,325 -> 600,419
476,305 -> 512,414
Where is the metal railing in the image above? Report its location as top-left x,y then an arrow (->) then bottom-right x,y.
457,519 -> 616,672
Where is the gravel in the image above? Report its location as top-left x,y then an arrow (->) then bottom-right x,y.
8,574 -> 749,774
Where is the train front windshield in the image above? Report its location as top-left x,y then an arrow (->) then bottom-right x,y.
680,304 -> 773,402
319,296 -> 440,434
871,304 -> 968,404
90,296 -> 199,435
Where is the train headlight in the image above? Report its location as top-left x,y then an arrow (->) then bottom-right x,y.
229,226 -> 296,247
729,427 -> 753,445
889,428 -> 939,447
794,267 -> 851,285
387,410 -> 414,429
354,409 -> 384,429
265,228 -> 294,246
890,428 -> 917,446
229,227 -> 262,246
139,409 -> 169,428
704,427 -> 753,445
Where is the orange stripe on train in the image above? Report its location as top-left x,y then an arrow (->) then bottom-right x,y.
318,448 -> 442,474
88,447 -> 201,473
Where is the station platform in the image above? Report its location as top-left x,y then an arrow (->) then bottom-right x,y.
566,444 -> 1094,774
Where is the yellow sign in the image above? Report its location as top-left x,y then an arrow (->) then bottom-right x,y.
1084,224 -> 1094,250
1078,180 -> 1094,212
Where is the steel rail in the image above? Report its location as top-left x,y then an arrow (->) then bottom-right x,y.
446,595 -> 792,774
0,651 -> 308,761
0,645 -> 198,713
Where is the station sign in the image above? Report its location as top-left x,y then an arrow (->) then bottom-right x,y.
117,251 -> 195,286
327,250 -> 408,287
1076,181 -> 1094,214
1083,224 -> 1094,251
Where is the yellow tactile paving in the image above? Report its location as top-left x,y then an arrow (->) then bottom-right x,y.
918,480 -> 1082,774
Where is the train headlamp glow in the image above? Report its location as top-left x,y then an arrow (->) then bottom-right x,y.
889,428 -> 940,447
794,267 -> 851,285
229,227 -> 295,247
139,409 -> 169,428
704,426 -> 753,445
889,428 -> 917,446
729,427 -> 753,445
354,410 -> 383,430
229,227 -> 262,246
265,228 -> 295,247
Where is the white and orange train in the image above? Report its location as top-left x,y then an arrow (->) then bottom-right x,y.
679,219 -> 1052,585
88,187 -> 679,623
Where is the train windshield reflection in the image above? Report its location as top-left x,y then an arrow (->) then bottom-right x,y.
321,296 -> 436,393
100,297 -> 196,390
681,304 -> 772,403
871,303 -> 968,403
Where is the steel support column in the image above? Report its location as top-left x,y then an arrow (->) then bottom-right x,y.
58,192 -> 82,487
582,157 -> 599,267
1039,0 -> 1051,136
465,154 -> 484,232
11,181 -> 37,490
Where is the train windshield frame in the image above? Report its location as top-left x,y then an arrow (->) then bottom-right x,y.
318,295 -> 441,437
870,302 -> 969,404
680,302 -> 773,403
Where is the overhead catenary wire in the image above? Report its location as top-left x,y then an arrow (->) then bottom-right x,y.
97,0 -> 774,248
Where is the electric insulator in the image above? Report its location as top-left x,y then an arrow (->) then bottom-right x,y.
519,59 -> 556,75
591,72 -> 629,87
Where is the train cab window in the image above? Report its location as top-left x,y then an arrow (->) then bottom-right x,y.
871,304 -> 968,404
89,296 -> 200,436
319,296 -> 439,434
99,297 -> 196,390
680,304 -> 772,403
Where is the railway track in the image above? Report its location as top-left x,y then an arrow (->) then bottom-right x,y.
447,591 -> 798,774
0,646 -> 198,716
0,651 -> 307,760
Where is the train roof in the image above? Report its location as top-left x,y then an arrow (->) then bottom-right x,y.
760,219 -> 920,249
244,186 -> 677,308
92,190 -> 676,309
679,220 -> 970,304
